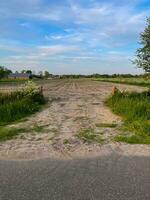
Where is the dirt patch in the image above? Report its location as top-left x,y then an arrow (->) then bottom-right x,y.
0,79 -> 149,160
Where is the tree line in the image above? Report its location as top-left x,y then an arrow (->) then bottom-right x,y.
0,66 -> 149,80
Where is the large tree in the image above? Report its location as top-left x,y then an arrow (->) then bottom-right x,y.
134,17 -> 150,72
0,66 -> 12,79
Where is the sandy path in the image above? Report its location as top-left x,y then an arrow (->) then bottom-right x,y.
0,79 -> 149,160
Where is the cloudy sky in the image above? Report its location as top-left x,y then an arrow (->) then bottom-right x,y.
0,0 -> 149,74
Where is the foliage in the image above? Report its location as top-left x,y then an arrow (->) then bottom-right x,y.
0,127 -> 26,141
95,123 -> 117,128
77,129 -> 105,143
95,77 -> 150,87
106,90 -> 150,144
0,82 -> 45,124
21,69 -> 32,74
0,66 -> 12,79
44,71 -> 50,78
133,17 -> 150,72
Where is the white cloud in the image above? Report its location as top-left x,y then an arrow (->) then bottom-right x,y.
38,45 -> 80,56
70,3 -> 110,24
0,0 -> 149,74
20,22 -> 30,28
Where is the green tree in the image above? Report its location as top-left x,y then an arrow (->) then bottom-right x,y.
0,66 -> 12,79
26,70 -> 32,74
21,70 -> 32,74
44,71 -> 50,78
133,17 -> 150,72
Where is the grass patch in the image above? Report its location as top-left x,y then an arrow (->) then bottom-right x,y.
74,116 -> 89,121
77,129 -> 105,143
50,128 -> 58,133
63,139 -> 70,144
95,123 -> 117,128
32,125 -> 47,133
0,126 -> 26,141
106,90 -> 150,144
0,82 -> 45,124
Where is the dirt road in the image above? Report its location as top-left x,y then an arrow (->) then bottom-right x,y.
0,79 -> 149,159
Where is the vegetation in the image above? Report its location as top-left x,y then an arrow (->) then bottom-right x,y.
59,73 -> 142,79
0,65 -> 149,81
63,139 -> 70,144
95,123 -> 117,128
0,66 -> 12,79
0,127 -> 26,141
0,81 -> 45,124
133,17 -> 150,73
77,129 -> 104,143
95,77 -> 150,87
21,69 -> 32,74
32,125 -> 47,133
106,90 -> 150,144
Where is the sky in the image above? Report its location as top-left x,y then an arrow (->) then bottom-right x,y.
0,0 -> 150,74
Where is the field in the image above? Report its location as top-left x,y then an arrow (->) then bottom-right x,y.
95,77 -> 150,87
0,79 -> 149,159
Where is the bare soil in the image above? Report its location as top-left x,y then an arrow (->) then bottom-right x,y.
0,79 -> 149,160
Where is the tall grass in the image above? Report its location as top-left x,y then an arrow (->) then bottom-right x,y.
0,127 -> 27,141
106,90 -> 150,144
0,83 -> 45,124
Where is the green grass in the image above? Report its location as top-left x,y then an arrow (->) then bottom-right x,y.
95,123 -> 117,128
106,90 -> 150,144
95,77 -> 150,87
0,126 -> 27,141
74,116 -> 89,121
0,79 -> 26,84
77,129 -> 105,143
63,139 -> 70,144
32,125 -> 47,133
0,90 -> 45,125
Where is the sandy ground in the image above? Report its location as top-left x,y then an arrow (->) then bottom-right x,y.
0,79 -> 149,160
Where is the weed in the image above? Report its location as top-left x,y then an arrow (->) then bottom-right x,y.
50,128 -> 58,133
95,123 -> 117,128
63,139 -> 70,144
0,127 -> 26,141
77,129 -> 104,144
0,85 -> 45,124
74,116 -> 89,121
106,91 -> 150,144
32,125 -> 46,133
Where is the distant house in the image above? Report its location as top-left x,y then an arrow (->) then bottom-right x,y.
8,73 -> 32,80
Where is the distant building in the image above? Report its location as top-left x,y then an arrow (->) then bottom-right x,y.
7,73 -> 32,80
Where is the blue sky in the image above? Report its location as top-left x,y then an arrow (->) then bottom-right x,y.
0,0 -> 149,74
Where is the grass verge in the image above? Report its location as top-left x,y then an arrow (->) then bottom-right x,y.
0,83 -> 45,124
105,90 -> 150,144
